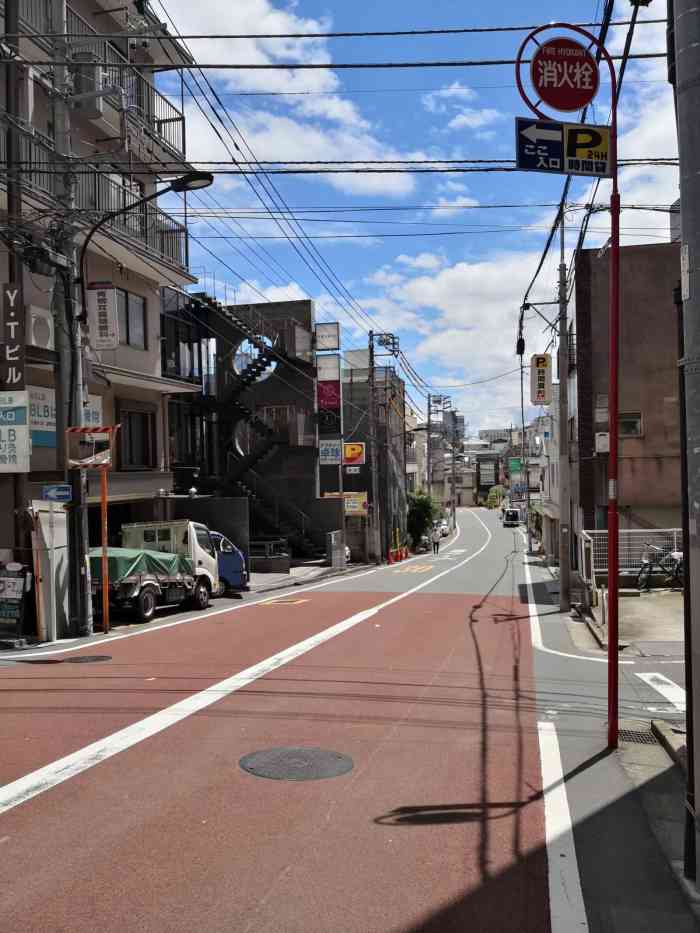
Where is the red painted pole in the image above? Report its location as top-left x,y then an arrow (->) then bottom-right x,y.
607,84 -> 620,751
514,22 -> 621,748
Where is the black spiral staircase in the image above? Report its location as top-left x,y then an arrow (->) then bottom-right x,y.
212,304 -> 317,555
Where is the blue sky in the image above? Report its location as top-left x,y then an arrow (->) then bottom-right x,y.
159,0 -> 677,431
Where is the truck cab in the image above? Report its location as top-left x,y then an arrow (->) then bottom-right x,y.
121,520 -> 219,609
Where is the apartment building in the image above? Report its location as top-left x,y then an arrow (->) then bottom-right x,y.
1,0 -> 199,550
571,242 -> 682,532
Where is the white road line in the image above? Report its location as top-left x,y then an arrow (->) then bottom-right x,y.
0,521 -> 465,662
635,672 -> 686,712
0,512 -> 487,815
537,722 -> 589,933
521,532 -> 634,666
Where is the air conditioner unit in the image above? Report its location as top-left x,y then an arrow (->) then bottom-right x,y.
26,305 -> 55,351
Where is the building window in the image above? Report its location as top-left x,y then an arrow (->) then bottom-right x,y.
619,412 -> 642,437
117,289 -> 147,349
118,401 -> 157,470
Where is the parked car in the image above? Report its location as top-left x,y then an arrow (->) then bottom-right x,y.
210,531 -> 249,595
440,519 -> 449,537
121,520 -> 219,610
90,547 -> 196,623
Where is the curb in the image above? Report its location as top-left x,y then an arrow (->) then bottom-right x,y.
652,719 -> 688,776
583,614 -> 631,651
248,564 -> 374,596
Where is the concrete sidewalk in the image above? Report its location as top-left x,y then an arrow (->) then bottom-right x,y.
248,561 -> 372,595
587,587 -> 684,655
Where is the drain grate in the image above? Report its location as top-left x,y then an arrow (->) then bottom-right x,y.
66,655 -> 112,664
240,747 -> 354,782
619,729 -> 658,745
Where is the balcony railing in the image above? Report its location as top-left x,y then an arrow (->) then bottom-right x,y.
1,131 -> 187,270
1,0 -> 185,157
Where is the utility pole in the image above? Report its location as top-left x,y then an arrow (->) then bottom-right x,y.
520,358 -> 532,551
5,0 -> 28,554
451,421 -> 457,531
673,0 -> 700,878
51,0 -> 93,635
426,393 -> 432,499
558,211 -> 571,612
367,331 -> 381,563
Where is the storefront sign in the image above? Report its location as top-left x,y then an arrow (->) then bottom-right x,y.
29,386 -> 103,448
1,284 -> 25,389
317,380 -> 341,410
319,438 -> 342,465
0,390 -> 30,472
344,491 -> 368,515
315,322 -> 340,351
87,284 -> 119,350
343,442 -> 365,466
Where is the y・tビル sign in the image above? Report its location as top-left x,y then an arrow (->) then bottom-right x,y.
531,36 -> 599,112
1,284 -> 24,390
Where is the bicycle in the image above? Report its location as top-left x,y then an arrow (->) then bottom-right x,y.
636,542 -> 684,590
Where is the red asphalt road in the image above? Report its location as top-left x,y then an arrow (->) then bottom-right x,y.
0,588 -> 550,933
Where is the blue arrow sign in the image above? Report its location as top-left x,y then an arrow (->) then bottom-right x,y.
42,484 -> 73,503
515,118 -> 564,174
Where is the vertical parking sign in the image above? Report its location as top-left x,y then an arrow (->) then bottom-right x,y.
530,354 -> 552,406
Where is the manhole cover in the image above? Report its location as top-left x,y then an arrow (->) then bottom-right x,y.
619,729 -> 657,745
66,655 -> 112,664
240,747 -> 353,781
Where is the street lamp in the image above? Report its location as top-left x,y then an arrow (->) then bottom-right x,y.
69,170 -> 213,636
76,170 -> 214,316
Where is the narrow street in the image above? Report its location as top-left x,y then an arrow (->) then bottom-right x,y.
0,508 -> 693,932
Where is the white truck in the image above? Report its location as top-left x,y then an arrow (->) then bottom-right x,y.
121,520 -> 220,612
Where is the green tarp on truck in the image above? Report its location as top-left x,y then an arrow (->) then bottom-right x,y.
88,547 -> 194,584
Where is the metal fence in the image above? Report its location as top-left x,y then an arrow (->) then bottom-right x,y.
579,528 -> 682,582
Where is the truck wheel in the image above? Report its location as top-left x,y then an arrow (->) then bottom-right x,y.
192,579 -> 210,610
135,587 -> 157,623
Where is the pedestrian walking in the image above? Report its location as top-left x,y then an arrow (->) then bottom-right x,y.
431,525 -> 441,555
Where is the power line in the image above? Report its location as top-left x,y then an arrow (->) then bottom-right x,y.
7,18 -> 665,41
152,0 -> 376,340
6,52 -> 666,69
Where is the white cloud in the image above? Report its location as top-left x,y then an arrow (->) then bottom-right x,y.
366,268 -> 406,287
422,82 -> 478,114
447,108 -> 503,131
396,252 -> 446,271
430,195 -> 480,217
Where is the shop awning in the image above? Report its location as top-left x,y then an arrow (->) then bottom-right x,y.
93,364 -> 202,395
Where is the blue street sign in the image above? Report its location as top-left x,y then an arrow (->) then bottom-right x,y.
515,117 -> 612,178
42,484 -> 73,503
515,117 -> 564,174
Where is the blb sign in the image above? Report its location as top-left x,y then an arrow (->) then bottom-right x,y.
516,118 -> 611,178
